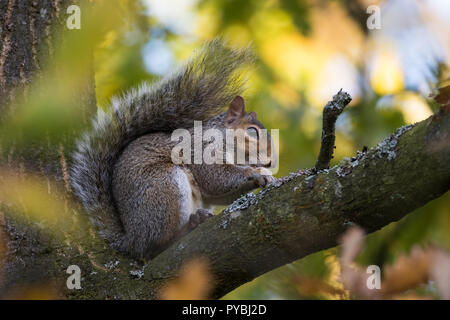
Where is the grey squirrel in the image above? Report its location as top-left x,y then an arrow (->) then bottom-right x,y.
70,39 -> 276,259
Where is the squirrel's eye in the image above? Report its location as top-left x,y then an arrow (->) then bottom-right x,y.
246,127 -> 259,139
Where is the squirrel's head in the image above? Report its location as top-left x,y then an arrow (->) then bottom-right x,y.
222,96 -> 277,170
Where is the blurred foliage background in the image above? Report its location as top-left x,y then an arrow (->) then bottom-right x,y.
1,0 -> 450,299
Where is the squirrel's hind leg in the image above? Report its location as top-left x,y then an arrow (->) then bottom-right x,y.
113,161 -> 200,259
143,168 -> 212,258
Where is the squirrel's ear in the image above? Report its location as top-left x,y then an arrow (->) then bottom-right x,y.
225,96 -> 245,125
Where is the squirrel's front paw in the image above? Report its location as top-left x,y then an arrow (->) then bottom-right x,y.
189,208 -> 214,230
247,167 -> 276,188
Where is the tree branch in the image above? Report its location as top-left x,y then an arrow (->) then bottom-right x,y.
1,97 -> 449,299
315,89 -> 352,170
145,103 -> 450,299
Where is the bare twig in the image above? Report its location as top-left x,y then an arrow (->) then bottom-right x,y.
315,89 -> 352,170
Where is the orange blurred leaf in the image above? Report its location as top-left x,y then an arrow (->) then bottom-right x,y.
381,247 -> 432,296
159,257 -> 213,300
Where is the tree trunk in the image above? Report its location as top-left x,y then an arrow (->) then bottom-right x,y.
0,0 -> 98,297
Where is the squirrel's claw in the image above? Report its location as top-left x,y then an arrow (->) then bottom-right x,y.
248,167 -> 275,188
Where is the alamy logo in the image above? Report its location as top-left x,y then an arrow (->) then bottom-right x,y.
366,265 -> 381,290
367,5 -> 381,30
171,121 -> 279,174
66,265 -> 82,289
66,5 -> 81,30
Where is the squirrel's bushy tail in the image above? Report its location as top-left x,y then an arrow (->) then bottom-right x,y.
70,39 -> 252,246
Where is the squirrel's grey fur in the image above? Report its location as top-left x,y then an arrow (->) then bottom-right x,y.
70,39 -> 253,253
70,39 -> 276,259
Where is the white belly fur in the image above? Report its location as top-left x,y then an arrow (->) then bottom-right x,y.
171,167 -> 202,229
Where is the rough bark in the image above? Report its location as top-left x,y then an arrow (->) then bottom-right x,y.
1,0 -> 64,115
0,1 -> 449,300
